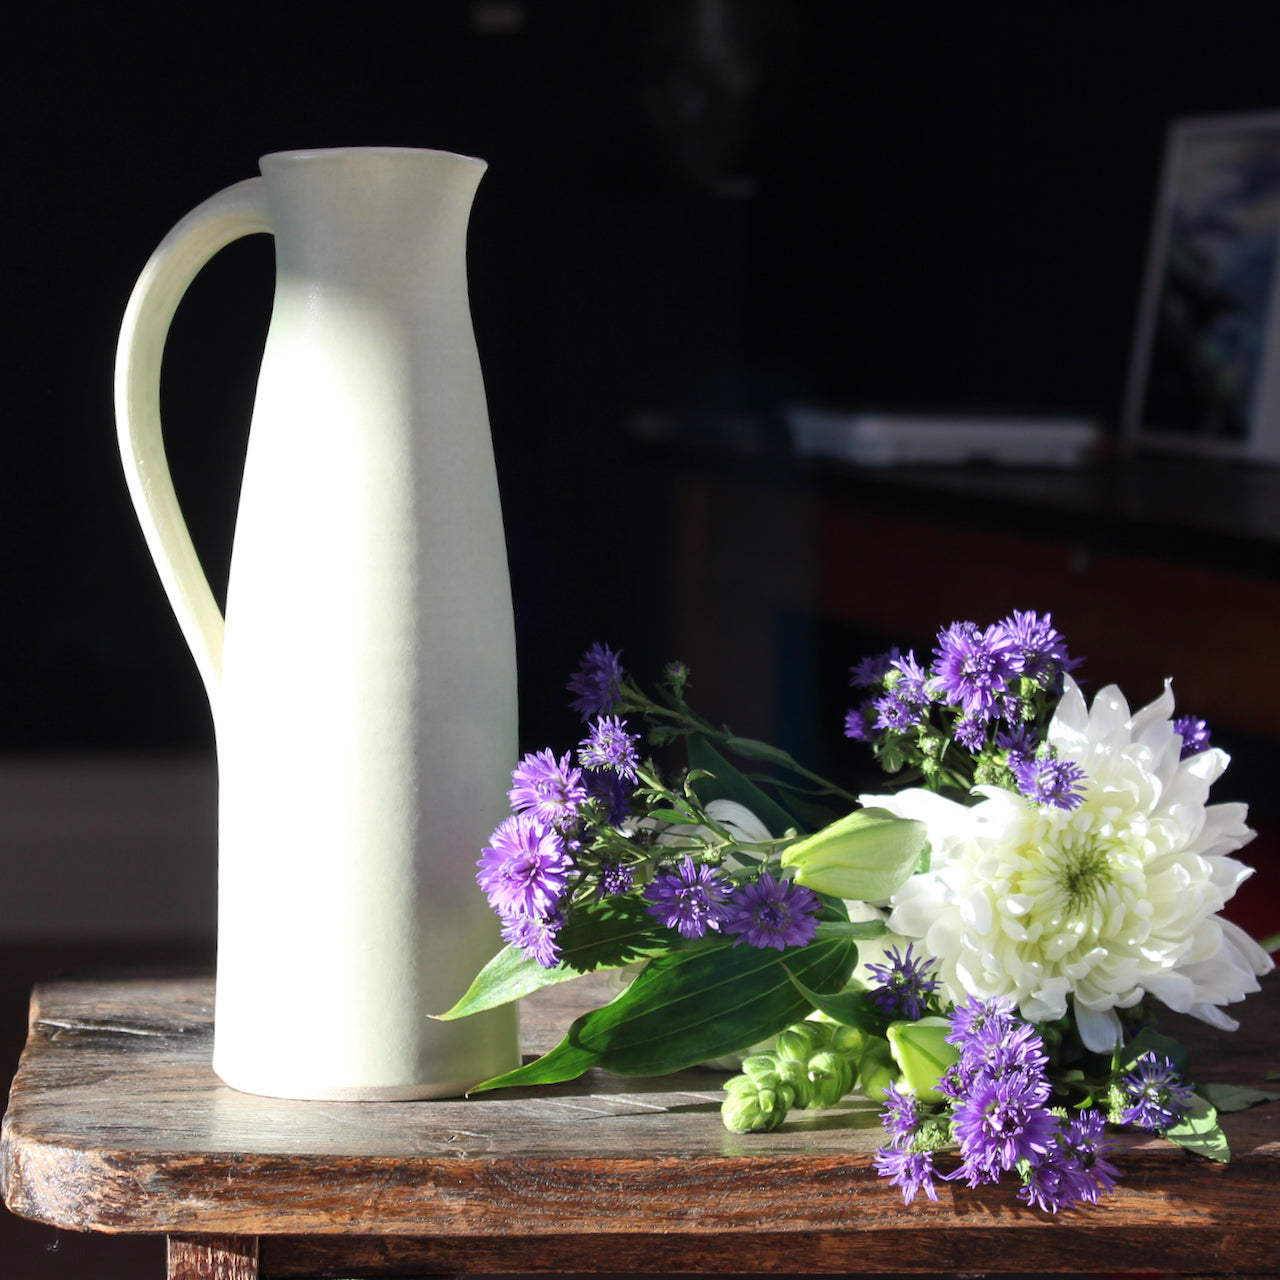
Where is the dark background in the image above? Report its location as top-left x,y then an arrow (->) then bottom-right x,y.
6,0 -> 1280,758
4,7 -> 1280,1271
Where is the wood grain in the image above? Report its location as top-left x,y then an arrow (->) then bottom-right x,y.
2,968 -> 1278,1274
167,1234 -> 258,1280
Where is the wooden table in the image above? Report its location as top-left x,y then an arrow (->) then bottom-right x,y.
3,968 -> 1279,1279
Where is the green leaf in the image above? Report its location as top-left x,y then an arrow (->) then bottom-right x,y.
1164,1092 -> 1230,1163
783,973 -> 889,1036
723,736 -> 807,770
437,897 -> 669,1020
812,919 -> 887,942
686,734 -> 800,836
1118,1027 -> 1190,1079
1198,1082 -> 1280,1113
470,934 -> 858,1091
646,806 -> 703,825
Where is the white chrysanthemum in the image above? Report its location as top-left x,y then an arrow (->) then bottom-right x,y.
867,675 -> 1274,1052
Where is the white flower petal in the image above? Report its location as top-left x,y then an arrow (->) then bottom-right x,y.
1074,1002 -> 1123,1052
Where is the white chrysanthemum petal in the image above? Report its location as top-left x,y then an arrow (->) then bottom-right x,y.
1130,677 -> 1175,737
1074,1003 -> 1123,1052
1189,1003 -> 1240,1032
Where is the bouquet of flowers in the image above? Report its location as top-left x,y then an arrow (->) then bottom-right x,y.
440,612 -> 1277,1213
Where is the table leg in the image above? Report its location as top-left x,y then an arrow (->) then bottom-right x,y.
167,1234 -> 260,1279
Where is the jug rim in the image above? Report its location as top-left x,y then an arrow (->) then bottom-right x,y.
260,146 -> 486,170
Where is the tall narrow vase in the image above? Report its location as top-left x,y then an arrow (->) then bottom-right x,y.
115,147 -> 520,1099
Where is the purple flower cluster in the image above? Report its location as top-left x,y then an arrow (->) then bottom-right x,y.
477,814 -> 574,968
845,612 -> 1088,812
642,861 -> 821,949
865,943 -> 940,1020
482,644 -> 828,966
479,658 -> 645,968
874,994 -> 1119,1212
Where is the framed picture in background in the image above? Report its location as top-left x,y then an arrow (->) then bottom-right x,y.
1123,110 -> 1280,463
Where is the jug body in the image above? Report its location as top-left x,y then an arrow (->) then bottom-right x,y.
116,148 -> 520,1099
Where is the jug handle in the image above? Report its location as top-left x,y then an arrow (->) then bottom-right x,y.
114,178 -> 273,709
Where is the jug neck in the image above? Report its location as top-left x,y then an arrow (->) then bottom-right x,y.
258,147 -> 487,292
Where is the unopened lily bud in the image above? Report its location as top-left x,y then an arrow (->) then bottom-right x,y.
780,808 -> 926,901
886,1016 -> 958,1104
858,1035 -> 897,1102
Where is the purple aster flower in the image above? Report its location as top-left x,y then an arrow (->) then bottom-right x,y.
1059,1108 -> 1119,1200
999,610 -> 1078,686
879,1080 -> 921,1146
1017,1147 -> 1097,1213
500,909 -> 565,968
946,994 -> 1020,1048
954,715 -> 988,752
951,1074 -> 1058,1181
578,715 -> 640,781
508,748 -> 589,831
567,643 -> 624,721
597,862 -> 635,898
843,706 -> 871,741
850,647 -> 901,688
477,814 -> 574,920
865,944 -> 941,1020
996,723 -> 1040,760
1017,1108 -> 1119,1212
930,621 -> 1019,720
1009,752 -> 1088,811
723,872 -> 821,951
888,650 -> 931,703
1174,714 -> 1212,759
873,1145 -> 939,1204
959,1020 -> 1051,1094
1119,1052 -> 1195,1132
874,690 -> 925,732
642,855 -> 733,940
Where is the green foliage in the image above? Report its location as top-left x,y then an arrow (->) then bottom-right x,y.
438,896 -> 672,1019
470,933 -> 858,1092
1164,1093 -> 1230,1163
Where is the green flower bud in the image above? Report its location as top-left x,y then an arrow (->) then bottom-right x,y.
776,1021 -> 831,1062
805,1049 -> 854,1109
741,1053 -> 786,1088
775,1055 -> 812,1108
858,1035 -> 897,1102
830,1023 -> 866,1058
780,807 -> 927,901
886,1016 -> 959,1105
721,1074 -> 791,1133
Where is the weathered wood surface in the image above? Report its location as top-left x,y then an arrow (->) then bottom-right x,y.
2,968 -> 1279,1272
168,1233 -> 258,1280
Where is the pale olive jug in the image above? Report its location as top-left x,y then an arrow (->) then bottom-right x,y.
115,147 -> 519,1099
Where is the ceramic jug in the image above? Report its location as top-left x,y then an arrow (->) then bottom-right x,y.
115,147 -> 520,1100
